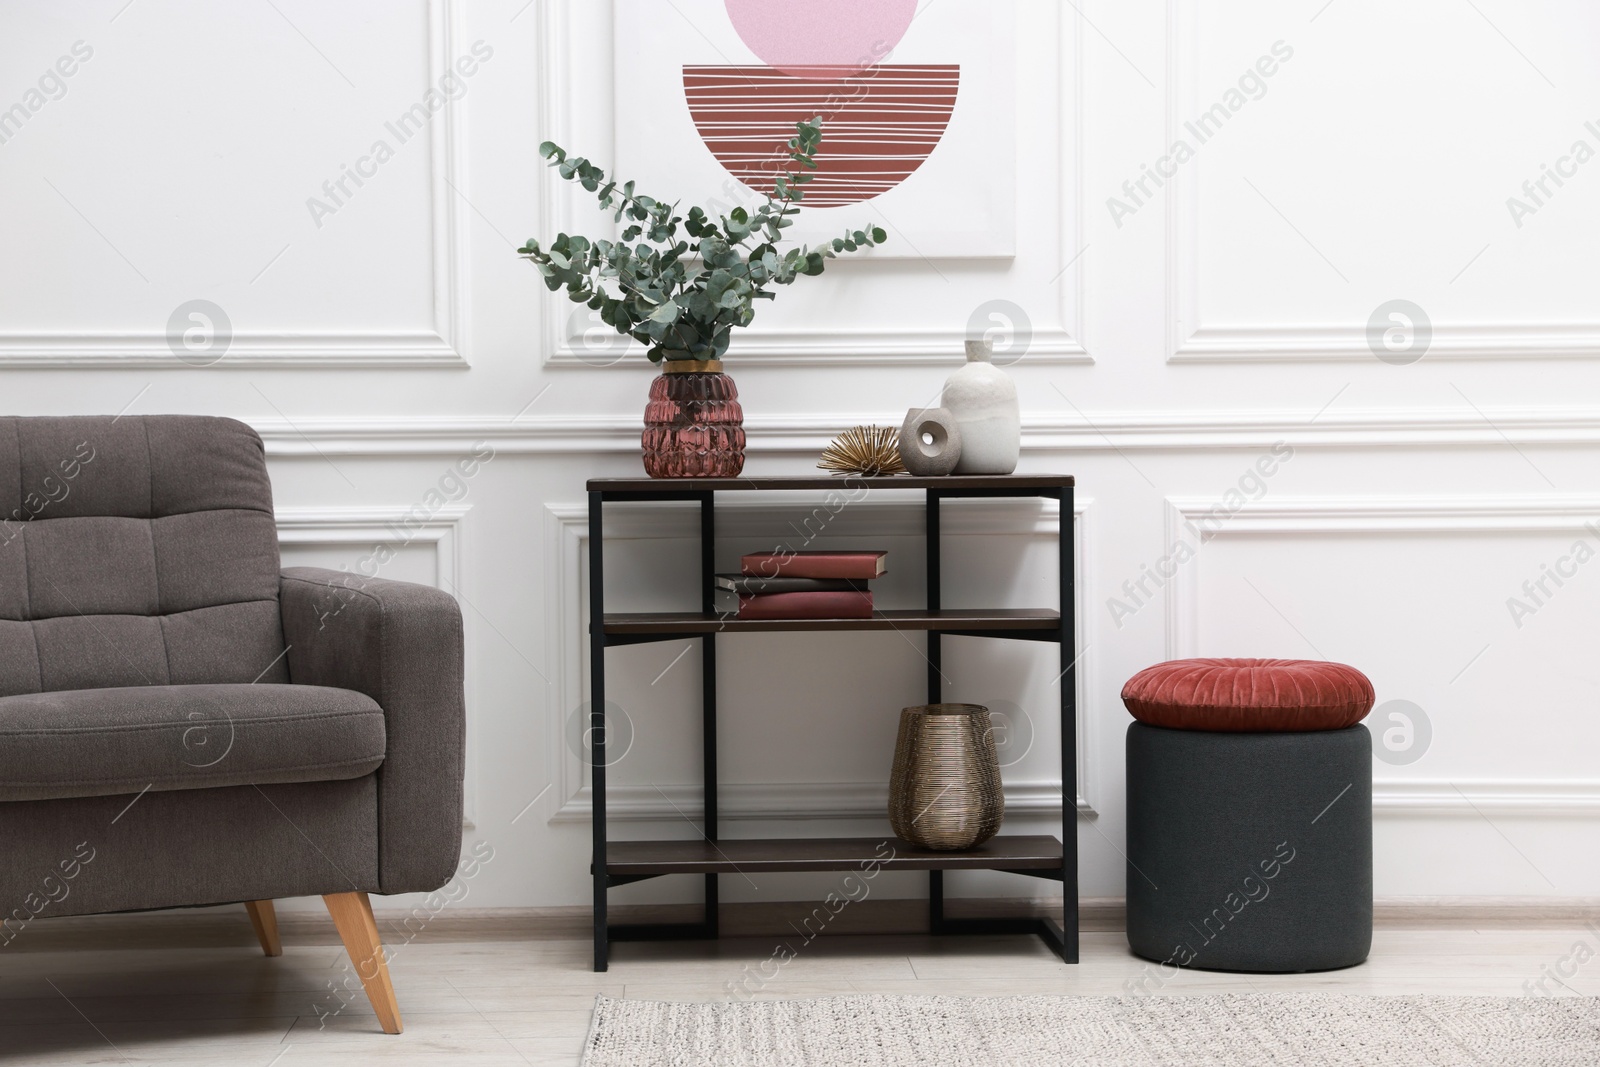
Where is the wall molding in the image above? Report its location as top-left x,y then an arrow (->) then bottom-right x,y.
274,503 -> 469,592
546,778 -> 1600,821
248,406 -> 1600,457
1161,0 -> 1594,364
0,331 -> 469,368
542,496 -> 1094,825
534,0 -> 1087,366
1163,492 -> 1600,659
4,0 -> 469,369
1166,495 -> 1600,537
1169,323 -> 1600,364
1375,780 -> 1600,816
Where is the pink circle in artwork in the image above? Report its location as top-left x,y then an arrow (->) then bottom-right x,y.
724,0 -> 919,77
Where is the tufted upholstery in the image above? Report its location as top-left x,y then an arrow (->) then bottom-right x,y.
0,413 -> 466,922
0,416 -> 287,697
1121,657 -> 1375,732
0,414 -> 465,1038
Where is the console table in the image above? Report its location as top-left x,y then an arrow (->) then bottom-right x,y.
585,474 -> 1078,971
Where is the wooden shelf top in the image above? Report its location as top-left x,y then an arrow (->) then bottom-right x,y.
605,835 -> 1064,875
588,474 -> 1073,493
603,608 -> 1061,635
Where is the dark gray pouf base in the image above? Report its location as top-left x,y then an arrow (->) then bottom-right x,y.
1126,723 -> 1372,974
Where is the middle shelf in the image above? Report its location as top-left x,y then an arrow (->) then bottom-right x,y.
602,608 -> 1062,639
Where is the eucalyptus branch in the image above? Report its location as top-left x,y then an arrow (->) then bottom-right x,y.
519,118 -> 886,364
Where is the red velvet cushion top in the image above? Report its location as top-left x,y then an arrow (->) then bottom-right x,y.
1121,658 -> 1374,732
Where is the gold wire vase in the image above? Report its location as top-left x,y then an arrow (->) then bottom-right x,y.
889,703 -> 1005,851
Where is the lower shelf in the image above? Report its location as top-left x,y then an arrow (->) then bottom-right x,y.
603,835 -> 1063,876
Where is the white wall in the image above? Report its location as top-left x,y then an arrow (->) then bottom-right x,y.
4,0 -> 1600,911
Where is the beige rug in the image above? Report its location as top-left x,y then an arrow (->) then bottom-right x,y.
581,993 -> 1600,1066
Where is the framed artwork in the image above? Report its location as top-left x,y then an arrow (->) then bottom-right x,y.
611,0 -> 1017,259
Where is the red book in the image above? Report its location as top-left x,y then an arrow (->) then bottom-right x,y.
741,550 -> 887,580
737,591 -> 874,620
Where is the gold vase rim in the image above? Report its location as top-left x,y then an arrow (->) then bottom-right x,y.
661,359 -> 723,374
902,702 -> 990,715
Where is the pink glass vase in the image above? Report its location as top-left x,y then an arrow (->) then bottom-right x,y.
641,363 -> 746,478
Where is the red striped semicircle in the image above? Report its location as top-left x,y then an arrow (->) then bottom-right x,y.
683,64 -> 960,207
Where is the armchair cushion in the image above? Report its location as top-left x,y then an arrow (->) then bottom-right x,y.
0,683 -> 385,802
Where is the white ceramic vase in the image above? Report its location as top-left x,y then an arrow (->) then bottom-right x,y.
941,339 -> 1019,475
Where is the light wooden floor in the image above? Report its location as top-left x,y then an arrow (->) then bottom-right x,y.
2,916 -> 1598,1066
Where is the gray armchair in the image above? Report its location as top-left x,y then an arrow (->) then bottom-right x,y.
0,415 -> 465,1034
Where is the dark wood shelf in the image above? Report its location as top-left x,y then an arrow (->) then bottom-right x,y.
603,608 -> 1061,636
588,474 -> 1073,493
583,470 -> 1080,968
605,835 -> 1064,876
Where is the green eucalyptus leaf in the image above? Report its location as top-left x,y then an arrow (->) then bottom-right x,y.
521,120 -> 893,361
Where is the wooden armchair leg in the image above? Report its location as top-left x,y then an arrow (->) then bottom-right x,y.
323,891 -> 403,1035
244,900 -> 282,957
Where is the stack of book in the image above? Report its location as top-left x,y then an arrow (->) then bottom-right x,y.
720,550 -> 887,619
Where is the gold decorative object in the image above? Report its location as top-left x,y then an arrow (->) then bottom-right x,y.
889,703 -> 1005,850
817,425 -> 906,477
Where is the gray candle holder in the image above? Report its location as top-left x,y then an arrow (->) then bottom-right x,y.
898,407 -> 963,476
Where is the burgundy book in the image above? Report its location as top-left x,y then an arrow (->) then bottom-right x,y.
736,590 -> 874,620
740,550 -> 887,580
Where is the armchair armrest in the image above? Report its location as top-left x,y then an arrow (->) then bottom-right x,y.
279,567 -> 465,895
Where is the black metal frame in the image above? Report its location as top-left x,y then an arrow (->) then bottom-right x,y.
923,485 -> 1077,960
586,481 -> 1077,971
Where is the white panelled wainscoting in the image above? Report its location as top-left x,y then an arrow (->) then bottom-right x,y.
6,0 -> 1600,936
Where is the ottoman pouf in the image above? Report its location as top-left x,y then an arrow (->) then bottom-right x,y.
1122,658 -> 1375,974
